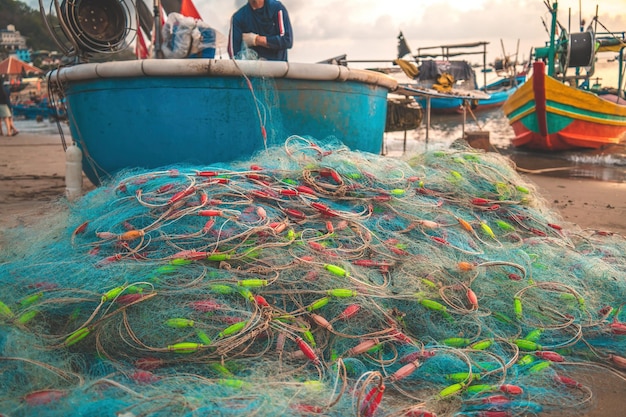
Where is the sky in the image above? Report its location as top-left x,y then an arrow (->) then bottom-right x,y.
184,0 -> 626,65
24,0 -> 626,67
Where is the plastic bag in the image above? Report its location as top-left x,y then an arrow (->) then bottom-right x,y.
161,13 -> 225,59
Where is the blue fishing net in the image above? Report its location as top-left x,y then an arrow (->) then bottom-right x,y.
0,138 -> 624,417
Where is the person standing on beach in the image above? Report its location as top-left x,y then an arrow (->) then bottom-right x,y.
0,79 -> 18,136
228,0 -> 293,61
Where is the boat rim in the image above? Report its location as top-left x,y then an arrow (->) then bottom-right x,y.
48,59 -> 399,91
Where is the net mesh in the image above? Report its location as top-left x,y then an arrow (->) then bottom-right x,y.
0,138 -> 624,417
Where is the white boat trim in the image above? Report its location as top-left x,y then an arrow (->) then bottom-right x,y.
49,59 -> 398,90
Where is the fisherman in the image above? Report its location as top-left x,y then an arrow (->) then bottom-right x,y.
228,0 -> 293,61
0,77 -> 18,136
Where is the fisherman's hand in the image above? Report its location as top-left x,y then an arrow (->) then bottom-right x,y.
242,33 -> 258,47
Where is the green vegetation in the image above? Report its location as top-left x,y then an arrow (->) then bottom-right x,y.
0,0 -> 58,51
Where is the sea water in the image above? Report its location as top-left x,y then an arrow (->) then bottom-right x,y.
384,106 -> 626,183
384,58 -> 626,183
13,117 -> 71,137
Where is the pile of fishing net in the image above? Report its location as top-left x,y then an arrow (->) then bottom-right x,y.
1,137 -> 624,417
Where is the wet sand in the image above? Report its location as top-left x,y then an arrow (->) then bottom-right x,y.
3,133 -> 624,233
0,133 -> 94,229
519,174 -> 626,234
0,133 -> 625,416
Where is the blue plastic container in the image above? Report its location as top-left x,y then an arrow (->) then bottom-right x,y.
190,28 -> 216,59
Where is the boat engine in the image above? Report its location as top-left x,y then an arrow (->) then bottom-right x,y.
39,0 -> 133,58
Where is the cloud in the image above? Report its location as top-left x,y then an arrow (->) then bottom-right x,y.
22,0 -> 626,65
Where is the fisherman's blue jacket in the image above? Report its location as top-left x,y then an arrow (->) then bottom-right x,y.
229,0 -> 293,61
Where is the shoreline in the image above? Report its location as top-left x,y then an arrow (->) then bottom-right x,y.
2,133 -> 624,235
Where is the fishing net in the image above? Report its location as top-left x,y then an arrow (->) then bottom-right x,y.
0,138 -> 624,417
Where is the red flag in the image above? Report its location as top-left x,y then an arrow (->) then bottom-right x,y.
180,0 -> 202,20
136,15 -> 149,59
136,26 -> 150,59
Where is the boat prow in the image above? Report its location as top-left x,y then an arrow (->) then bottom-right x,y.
502,2 -> 626,151
504,61 -> 626,151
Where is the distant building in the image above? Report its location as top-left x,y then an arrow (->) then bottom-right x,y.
14,49 -> 31,62
1,25 -> 27,52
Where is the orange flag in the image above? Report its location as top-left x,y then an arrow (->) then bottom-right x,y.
180,0 -> 202,20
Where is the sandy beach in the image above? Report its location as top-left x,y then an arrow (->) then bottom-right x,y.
0,132 -> 625,416
1,132 -> 624,234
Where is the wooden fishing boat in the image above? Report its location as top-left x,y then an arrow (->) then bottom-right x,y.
40,0 -> 397,186
406,41 -> 525,115
419,74 -> 525,115
502,1 -> 626,151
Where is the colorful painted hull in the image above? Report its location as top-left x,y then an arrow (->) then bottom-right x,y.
503,61 -> 626,151
415,75 -> 525,114
49,59 -> 396,185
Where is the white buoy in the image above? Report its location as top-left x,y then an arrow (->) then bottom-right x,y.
65,142 -> 83,201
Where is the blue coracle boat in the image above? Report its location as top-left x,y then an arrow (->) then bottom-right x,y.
41,0 -> 397,186
405,41 -> 526,114
415,74 -> 526,114
49,60 -> 396,185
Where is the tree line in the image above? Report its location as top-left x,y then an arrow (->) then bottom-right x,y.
0,0 -> 59,53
